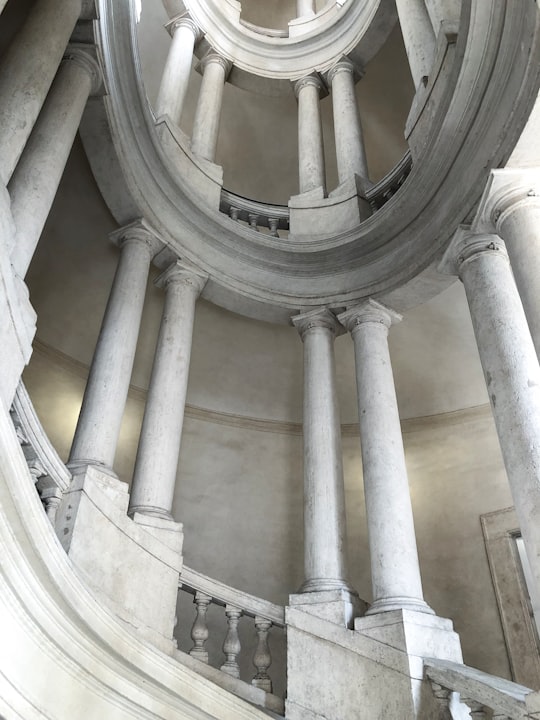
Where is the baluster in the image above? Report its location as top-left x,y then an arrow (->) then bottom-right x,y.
430,681 -> 453,719
189,591 -> 211,663
252,616 -> 273,693
229,206 -> 240,221
268,218 -> 280,238
27,457 -> 47,485
463,699 -> 492,719
40,487 -> 62,524
248,213 -> 260,232
220,605 -> 242,678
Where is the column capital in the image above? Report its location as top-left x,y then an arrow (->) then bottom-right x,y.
155,261 -> 208,295
293,72 -> 328,100
326,56 -> 364,87
292,308 -> 343,340
63,44 -> 103,96
338,299 -> 401,332
165,12 -> 203,43
439,226 -> 508,277
196,51 -> 232,79
109,218 -> 164,257
471,168 -> 540,234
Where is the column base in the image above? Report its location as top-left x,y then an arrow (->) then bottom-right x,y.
290,587 -> 367,628
66,459 -> 118,480
366,595 -> 435,616
127,503 -> 174,521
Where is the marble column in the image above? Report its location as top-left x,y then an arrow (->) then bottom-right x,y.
68,222 -> 160,474
0,0 -> 82,186
0,0 -> 9,15
296,0 -> 315,17
191,53 -> 232,162
128,263 -> 207,519
339,301 -> 433,615
494,194 -> 540,359
10,48 -> 102,278
292,309 -> 351,593
294,74 -> 327,195
394,0 -> 436,88
155,14 -> 201,125
327,58 -> 369,190
441,228 -> 540,597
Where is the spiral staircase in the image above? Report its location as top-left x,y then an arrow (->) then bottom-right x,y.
1,0 -> 540,718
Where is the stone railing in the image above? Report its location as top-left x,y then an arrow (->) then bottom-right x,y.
10,381 -> 71,523
178,565 -> 286,714
220,190 -> 290,236
425,658 -> 540,719
220,151 -> 413,235
238,19 -> 288,38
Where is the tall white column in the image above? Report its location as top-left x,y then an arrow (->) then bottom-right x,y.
155,14 -> 201,125
494,194 -> 540,359
129,263 -> 207,519
292,309 -> 351,593
296,0 -> 315,17
327,58 -> 369,190
191,53 -> 232,162
294,74 -> 327,195
339,301 -> 433,615
69,222 -> 160,474
10,48 -> 102,278
0,0 -> 83,186
441,228 -> 540,599
394,0 -> 436,88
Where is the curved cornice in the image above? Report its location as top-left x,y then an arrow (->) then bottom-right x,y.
180,0 -> 397,82
86,0 -> 540,323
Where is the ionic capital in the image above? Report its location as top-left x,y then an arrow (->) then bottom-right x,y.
292,308 -> 343,340
165,12 -> 202,43
197,51 -> 233,79
155,261 -> 208,295
293,72 -> 328,100
109,218 -> 164,257
63,44 -> 103,95
338,299 -> 401,334
439,225 -> 508,277
326,56 -> 364,88
471,168 -> 540,234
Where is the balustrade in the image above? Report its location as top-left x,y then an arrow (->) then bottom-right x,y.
10,382 -> 71,524
178,565 -> 285,708
425,659 -> 540,719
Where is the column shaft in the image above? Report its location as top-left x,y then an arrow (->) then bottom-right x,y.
129,265 -> 206,519
69,230 -> 156,471
296,0 -> 315,17
328,61 -> 369,188
339,302 -> 432,614
293,309 -> 350,592
155,17 -> 199,125
191,55 -> 230,162
10,51 -> 100,278
496,199 -> 540,359
295,76 -> 326,195
0,0 -> 9,15
452,233 -> 540,596
0,0 -> 82,186
394,0 -> 436,88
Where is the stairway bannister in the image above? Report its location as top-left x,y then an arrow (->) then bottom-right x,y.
425,659 -> 540,719
179,565 -> 285,711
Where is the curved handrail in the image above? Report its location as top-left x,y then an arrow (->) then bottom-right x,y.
180,565 -> 285,626
11,381 -> 71,492
219,151 -> 413,232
